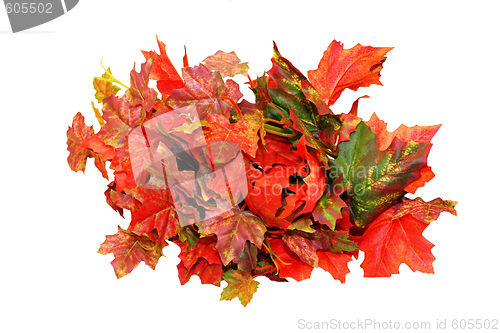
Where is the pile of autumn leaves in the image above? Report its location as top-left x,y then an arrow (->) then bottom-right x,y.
66,37 -> 457,306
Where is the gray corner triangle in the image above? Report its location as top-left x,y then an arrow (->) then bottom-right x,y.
64,0 -> 79,12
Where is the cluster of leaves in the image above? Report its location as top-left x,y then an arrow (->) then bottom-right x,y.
67,36 -> 457,306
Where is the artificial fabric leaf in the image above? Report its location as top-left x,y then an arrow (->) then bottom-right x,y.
308,40 -> 393,106
312,186 -> 347,230
66,112 -> 94,173
183,45 -> 189,68
204,113 -> 261,158
98,226 -> 167,279
365,113 -> 441,194
96,59 -> 156,148
174,236 -> 222,271
83,139 -> 110,173
358,206 -> 436,277
337,96 -> 368,143
317,251 -> 352,283
365,113 -> 441,151
91,101 -> 105,128
267,238 -> 314,281
233,241 -> 258,272
126,57 -> 158,118
250,134 -> 303,171
129,187 -> 179,243
283,229 -> 358,267
287,216 -> 315,233
196,208 -> 266,265
166,64 -> 243,120
393,197 -> 458,223
220,269 -> 259,307
404,166 -> 435,194
331,121 -> 432,227
109,143 -> 136,193
93,68 -> 121,104
203,50 -> 249,78
142,36 -> 184,97
289,108 -> 329,165
177,258 -> 223,286
268,42 -> 334,118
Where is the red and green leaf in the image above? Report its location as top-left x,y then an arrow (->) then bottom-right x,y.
196,208 -> 266,265
331,121 -> 432,227
98,226 -> 167,279
220,269 -> 259,307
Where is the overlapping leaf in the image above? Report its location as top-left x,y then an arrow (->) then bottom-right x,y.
393,197 -> 458,223
196,208 -> 266,265
166,64 -> 243,120
93,68 -> 121,104
98,226 -> 167,279
203,50 -> 249,78
204,113 -> 261,158
142,36 -> 184,97
66,112 -> 94,173
330,121 -> 432,227
129,187 -> 179,243
177,258 -> 223,286
96,58 -> 157,148
67,38 -> 457,307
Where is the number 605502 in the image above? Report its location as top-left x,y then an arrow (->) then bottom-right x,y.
5,2 -> 53,14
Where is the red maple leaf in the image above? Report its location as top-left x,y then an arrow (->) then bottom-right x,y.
166,64 -> 243,120
177,258 -> 223,286
174,236 -> 223,270
66,112 -> 94,173
308,40 -> 393,106
98,226 -> 167,279
204,113 -> 261,158
142,36 -> 184,97
129,187 -> 179,243
267,238 -> 314,282
196,208 -> 267,265
357,204 -> 451,277
96,58 -> 157,148
317,251 -> 352,283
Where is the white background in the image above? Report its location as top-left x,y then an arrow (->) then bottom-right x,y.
1,1 -> 499,332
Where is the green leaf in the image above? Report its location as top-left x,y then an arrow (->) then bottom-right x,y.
330,121 -> 432,228
312,189 -> 347,230
287,216 -> 315,233
220,269 -> 259,307
93,68 -> 121,104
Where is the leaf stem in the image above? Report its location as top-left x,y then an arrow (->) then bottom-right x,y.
221,96 -> 243,118
99,57 -> 130,89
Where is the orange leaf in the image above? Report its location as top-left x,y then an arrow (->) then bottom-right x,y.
317,251 -> 352,283
358,207 -> 436,277
308,40 -> 393,106
142,36 -> 184,97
